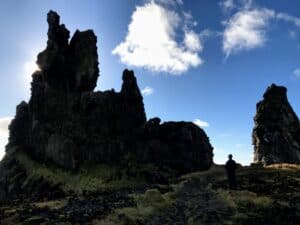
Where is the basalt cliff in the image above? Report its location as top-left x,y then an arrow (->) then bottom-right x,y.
0,11 -> 213,201
253,84 -> 300,164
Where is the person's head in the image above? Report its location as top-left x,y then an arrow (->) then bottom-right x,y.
228,154 -> 233,160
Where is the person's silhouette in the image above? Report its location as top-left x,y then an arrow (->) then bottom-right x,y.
225,154 -> 237,190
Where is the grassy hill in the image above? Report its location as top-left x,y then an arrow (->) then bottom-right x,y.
0,157 -> 299,225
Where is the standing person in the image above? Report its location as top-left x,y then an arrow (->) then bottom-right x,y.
225,154 -> 237,190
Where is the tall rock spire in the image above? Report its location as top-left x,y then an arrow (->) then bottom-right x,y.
252,84 -> 300,164
37,10 -> 98,92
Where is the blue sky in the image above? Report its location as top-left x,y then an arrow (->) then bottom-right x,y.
0,0 -> 300,165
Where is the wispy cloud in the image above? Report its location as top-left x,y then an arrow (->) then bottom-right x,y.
293,68 -> 300,78
221,0 -> 300,57
141,86 -> 154,96
199,29 -> 214,40
0,117 -> 13,160
219,0 -> 235,13
193,118 -> 209,128
219,0 -> 253,13
276,12 -> 300,27
155,0 -> 183,7
112,1 -> 203,74
288,30 -> 297,39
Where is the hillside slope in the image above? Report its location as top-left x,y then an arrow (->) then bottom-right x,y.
1,163 -> 299,225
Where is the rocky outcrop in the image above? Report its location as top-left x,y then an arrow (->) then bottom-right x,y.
37,10 -> 99,92
1,9 -> 213,194
252,84 -> 300,164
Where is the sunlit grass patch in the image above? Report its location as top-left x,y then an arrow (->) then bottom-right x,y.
181,164 -> 226,182
94,188 -> 176,225
33,199 -> 68,210
231,190 -> 273,208
215,189 -> 237,209
116,188 -> 175,221
266,163 -> 300,170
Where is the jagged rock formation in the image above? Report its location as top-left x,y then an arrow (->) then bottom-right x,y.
252,84 -> 300,164
2,10 -> 213,176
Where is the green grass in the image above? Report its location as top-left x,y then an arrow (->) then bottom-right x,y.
5,150 -> 299,225
177,164 -> 299,225
33,199 -> 68,210
209,165 -> 300,225
15,150 -> 146,194
216,189 -> 273,213
94,188 -> 176,225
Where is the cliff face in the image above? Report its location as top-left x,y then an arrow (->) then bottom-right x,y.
252,84 -> 300,164
4,11 -> 213,173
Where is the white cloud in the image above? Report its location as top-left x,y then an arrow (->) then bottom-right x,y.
184,31 -> 202,51
199,29 -> 214,40
220,0 -> 235,13
288,30 -> 297,39
276,12 -> 300,27
0,117 -> 13,160
183,11 -> 198,27
141,86 -> 154,96
219,0 -> 253,13
112,1 -> 203,74
222,8 -> 275,57
242,0 -> 253,9
293,68 -> 300,78
221,0 -> 300,57
193,118 -> 209,128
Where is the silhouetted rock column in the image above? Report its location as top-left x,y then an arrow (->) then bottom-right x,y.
37,10 -> 70,90
7,101 -> 30,148
252,84 -> 300,164
121,69 -> 146,128
37,10 -> 99,92
68,30 -> 99,91
5,10 -> 213,173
